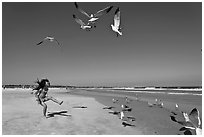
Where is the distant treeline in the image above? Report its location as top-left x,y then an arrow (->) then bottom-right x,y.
2,85 -> 76,89
2,85 -> 201,89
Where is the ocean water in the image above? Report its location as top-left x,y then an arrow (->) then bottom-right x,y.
2,87 -> 202,96
106,88 -> 202,96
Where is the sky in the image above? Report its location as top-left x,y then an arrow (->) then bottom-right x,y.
2,2 -> 202,86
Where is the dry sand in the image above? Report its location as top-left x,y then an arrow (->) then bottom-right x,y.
2,88 -> 202,135
2,89 -> 143,135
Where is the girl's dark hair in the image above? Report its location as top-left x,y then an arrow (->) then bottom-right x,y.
33,79 -> 50,91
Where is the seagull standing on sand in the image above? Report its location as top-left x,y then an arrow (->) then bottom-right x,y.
73,14 -> 92,30
148,102 -> 154,107
171,104 -> 180,115
175,104 -> 179,110
121,104 -> 129,109
125,96 -> 131,103
135,94 -> 139,101
111,7 -> 122,37
112,98 -> 118,103
121,104 -> 132,111
74,2 -> 113,26
158,102 -> 164,108
154,98 -> 158,105
37,36 -> 60,46
120,111 -> 125,120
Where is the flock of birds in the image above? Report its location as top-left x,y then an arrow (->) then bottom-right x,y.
73,2 -> 123,36
101,95 -> 202,135
103,96 -> 136,127
147,98 -> 202,135
36,2 -> 122,48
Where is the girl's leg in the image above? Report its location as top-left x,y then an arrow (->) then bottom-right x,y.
36,96 -> 41,105
47,96 -> 63,105
41,102 -> 47,117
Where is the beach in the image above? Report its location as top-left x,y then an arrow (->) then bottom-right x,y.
2,88 -> 202,135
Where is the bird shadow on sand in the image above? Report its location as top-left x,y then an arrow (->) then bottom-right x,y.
47,110 -> 71,118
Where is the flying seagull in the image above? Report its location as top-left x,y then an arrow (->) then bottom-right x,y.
74,2 -> 113,25
111,7 -> 122,37
170,108 -> 202,135
73,14 -> 92,30
37,36 -> 60,46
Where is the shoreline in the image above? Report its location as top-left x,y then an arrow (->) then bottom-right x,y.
69,89 -> 202,135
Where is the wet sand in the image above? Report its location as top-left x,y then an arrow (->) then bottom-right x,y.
2,88 -> 202,135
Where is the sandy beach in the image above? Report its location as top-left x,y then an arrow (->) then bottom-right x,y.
2,88 -> 202,135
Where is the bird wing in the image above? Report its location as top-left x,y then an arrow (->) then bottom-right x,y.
170,115 -> 178,122
73,14 -> 85,26
94,6 -> 113,17
37,41 -> 44,45
114,7 -> 120,28
189,108 -> 200,127
74,2 -> 91,18
45,36 -> 53,40
54,39 -> 60,45
170,115 -> 194,128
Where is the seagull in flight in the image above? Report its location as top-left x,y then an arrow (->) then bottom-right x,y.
111,7 -> 122,37
73,14 -> 92,30
170,108 -> 202,135
74,2 -> 113,25
37,36 -> 60,46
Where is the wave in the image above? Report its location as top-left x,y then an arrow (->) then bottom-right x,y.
109,89 -> 202,96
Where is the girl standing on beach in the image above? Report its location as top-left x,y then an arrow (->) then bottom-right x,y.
32,78 -> 63,118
